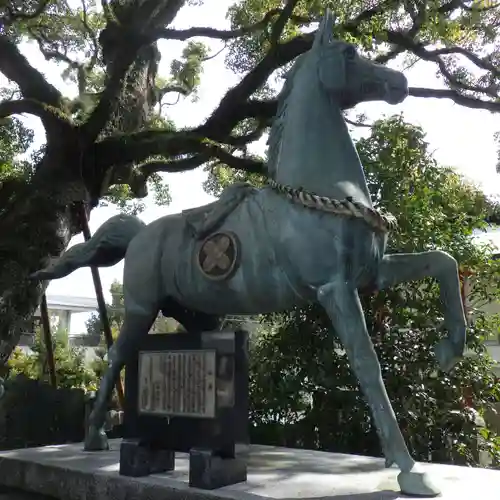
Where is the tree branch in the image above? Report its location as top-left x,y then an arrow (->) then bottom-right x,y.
82,0 -> 187,142
0,99 -> 70,124
80,49 -> 136,142
157,84 -> 189,100
79,0 -> 100,69
379,23 -> 500,101
203,2 -> 397,137
206,145 -> 265,174
30,28 -> 81,68
345,117 -> 373,128
0,36 -> 63,108
138,144 -> 265,179
2,0 -> 51,25
139,154 -> 210,177
270,0 -> 301,47
409,87 -> 500,112
93,129 -> 204,172
100,0 -> 114,21
425,46 -> 500,79
151,8 -> 310,43
95,1 -> 500,181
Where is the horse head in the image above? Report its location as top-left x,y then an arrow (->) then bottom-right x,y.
309,9 -> 408,109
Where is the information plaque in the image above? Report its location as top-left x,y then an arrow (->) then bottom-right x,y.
138,349 -> 216,418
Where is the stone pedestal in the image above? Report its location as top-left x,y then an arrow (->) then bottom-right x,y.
120,330 -> 249,489
188,448 -> 247,489
119,439 -> 175,477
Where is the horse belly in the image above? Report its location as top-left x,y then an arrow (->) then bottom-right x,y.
171,200 -> 301,315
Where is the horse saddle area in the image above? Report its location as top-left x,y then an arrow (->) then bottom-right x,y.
182,182 -> 255,281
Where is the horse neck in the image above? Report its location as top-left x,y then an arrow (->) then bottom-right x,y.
272,85 -> 372,207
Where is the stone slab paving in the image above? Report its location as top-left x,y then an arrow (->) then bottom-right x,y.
0,439 -> 498,500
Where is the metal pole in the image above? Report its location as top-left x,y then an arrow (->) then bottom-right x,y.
77,203 -> 125,409
40,294 -> 57,388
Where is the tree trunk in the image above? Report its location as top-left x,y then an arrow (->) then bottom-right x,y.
0,0 -> 180,366
0,167 -> 78,366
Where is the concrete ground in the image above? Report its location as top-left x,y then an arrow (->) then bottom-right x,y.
0,439 -> 499,500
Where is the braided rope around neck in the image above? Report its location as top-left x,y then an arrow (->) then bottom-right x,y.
267,179 -> 397,234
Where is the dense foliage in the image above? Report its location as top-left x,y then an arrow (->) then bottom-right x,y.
245,116 -> 500,466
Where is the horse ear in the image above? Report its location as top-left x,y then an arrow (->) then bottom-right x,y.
313,8 -> 336,48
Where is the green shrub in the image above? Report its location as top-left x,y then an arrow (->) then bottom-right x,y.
7,328 -> 98,392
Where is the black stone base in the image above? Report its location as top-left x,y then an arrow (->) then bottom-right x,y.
119,439 -> 175,477
189,448 -> 247,490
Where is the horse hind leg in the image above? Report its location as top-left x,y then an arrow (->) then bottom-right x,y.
317,281 -> 440,497
376,251 -> 467,372
85,307 -> 158,451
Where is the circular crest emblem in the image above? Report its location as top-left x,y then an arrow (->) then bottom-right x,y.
197,231 -> 240,281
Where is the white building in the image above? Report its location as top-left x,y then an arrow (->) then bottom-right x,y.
19,294 -> 98,348
37,294 -> 98,332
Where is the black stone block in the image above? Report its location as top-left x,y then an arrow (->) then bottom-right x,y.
119,439 -> 175,477
123,330 -> 249,454
189,448 -> 247,490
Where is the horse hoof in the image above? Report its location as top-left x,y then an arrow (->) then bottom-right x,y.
84,426 -> 109,451
398,470 -> 441,497
434,338 -> 461,373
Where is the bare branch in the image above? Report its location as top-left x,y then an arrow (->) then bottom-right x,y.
387,32 -> 500,99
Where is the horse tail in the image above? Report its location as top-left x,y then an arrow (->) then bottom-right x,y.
31,214 -> 146,281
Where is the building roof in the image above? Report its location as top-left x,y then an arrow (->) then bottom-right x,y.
35,294 -> 98,314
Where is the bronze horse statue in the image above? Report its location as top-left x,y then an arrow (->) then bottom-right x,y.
31,10 -> 465,497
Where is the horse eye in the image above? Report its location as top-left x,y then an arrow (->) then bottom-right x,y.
344,46 -> 356,59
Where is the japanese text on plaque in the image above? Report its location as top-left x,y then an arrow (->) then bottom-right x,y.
138,350 -> 216,418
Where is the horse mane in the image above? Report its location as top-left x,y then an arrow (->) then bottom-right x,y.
266,54 -> 307,177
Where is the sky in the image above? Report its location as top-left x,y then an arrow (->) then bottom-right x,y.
4,1 -> 500,333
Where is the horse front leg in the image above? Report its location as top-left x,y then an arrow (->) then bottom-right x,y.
317,281 -> 440,497
376,251 -> 467,372
85,310 -> 157,451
